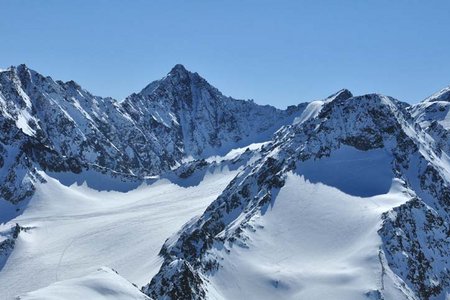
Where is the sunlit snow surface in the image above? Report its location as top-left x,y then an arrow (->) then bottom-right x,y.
17,267 -> 150,300
0,167 -> 239,299
1,145 -> 416,300
205,148 -> 411,300
209,174 -> 409,300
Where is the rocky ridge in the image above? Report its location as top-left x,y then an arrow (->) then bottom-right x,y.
144,89 -> 450,300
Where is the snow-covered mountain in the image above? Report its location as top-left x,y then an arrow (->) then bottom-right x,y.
1,63 -> 450,300
122,64 -> 303,159
143,91 -> 450,300
0,64 -> 303,207
0,142 -> 263,299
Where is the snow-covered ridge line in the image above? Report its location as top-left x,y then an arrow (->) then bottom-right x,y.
3,62 -> 450,300
0,63 -> 306,207
423,86 -> 450,103
144,92 -> 450,300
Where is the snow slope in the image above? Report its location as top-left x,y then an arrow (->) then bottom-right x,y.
2,63 -> 450,300
209,172 -> 410,300
145,93 -> 450,300
17,267 -> 150,300
0,164 -> 240,299
293,88 -> 352,125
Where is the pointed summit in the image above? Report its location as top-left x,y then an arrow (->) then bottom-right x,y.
17,64 -> 30,70
64,80 -> 82,90
10,64 -> 37,86
10,63 -> 31,77
16,63 -> 29,71
138,64 -> 195,96
170,64 -> 188,72
327,88 -> 353,102
168,64 -> 190,77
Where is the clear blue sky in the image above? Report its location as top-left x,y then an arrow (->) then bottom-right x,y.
1,0 -> 450,108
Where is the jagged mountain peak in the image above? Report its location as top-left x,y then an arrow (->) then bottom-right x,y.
165,63 -> 194,84
326,93 -> 407,111
327,88 -> 353,102
423,85 -> 450,103
3,64 -> 74,95
13,63 -> 31,73
287,92 -> 415,159
410,85 -> 450,131
166,64 -> 207,84
0,63 -> 306,205
162,64 -> 211,89
16,63 -> 33,71
168,63 -> 189,75
137,64 -> 212,99
2,64 -> 32,82
144,82 -> 450,300
1,64 -> 40,78
5,65 -> 87,94
123,66 -> 304,157
62,79 -> 82,90
11,64 -> 44,82
292,89 -> 355,126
